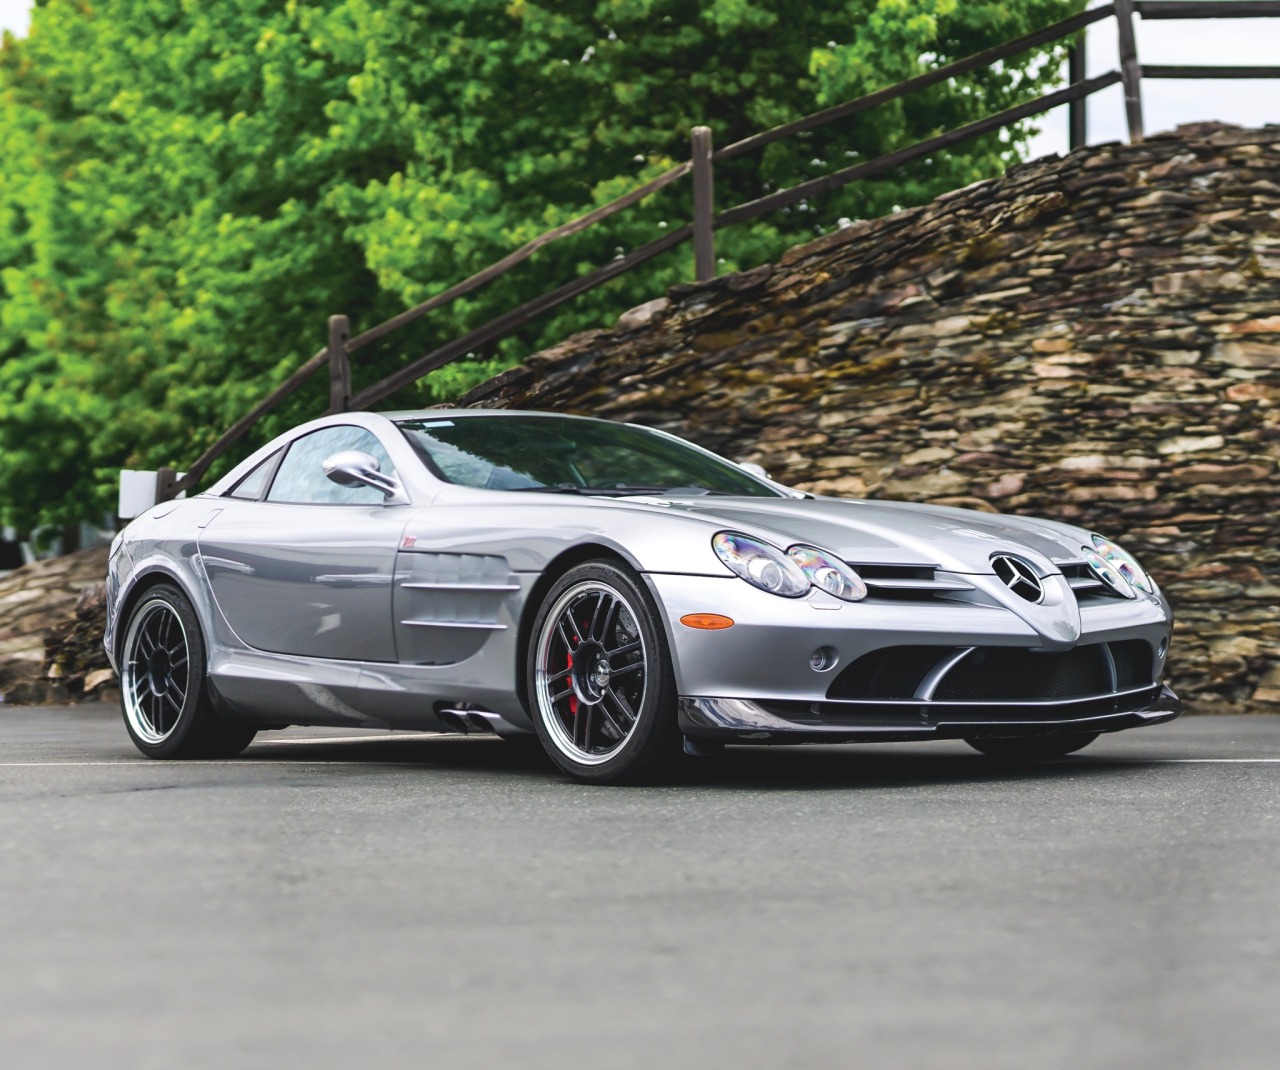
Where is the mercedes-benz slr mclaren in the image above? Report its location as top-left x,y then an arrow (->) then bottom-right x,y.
104,410 -> 1180,783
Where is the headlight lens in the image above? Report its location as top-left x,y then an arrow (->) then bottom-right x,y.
788,546 -> 868,602
712,533 -> 811,597
1082,546 -> 1134,598
1090,534 -> 1154,595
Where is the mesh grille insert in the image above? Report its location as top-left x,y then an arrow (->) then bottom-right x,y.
933,646 -> 1110,702
1110,639 -> 1154,689
828,646 -> 955,700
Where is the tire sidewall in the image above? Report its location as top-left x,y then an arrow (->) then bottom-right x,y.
526,560 -> 678,783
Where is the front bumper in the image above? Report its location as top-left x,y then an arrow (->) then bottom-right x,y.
679,683 -> 1183,745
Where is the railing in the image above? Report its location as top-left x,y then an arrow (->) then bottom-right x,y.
160,0 -> 1280,500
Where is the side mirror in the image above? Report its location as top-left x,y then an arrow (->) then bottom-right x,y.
323,450 -> 403,500
737,461 -> 770,480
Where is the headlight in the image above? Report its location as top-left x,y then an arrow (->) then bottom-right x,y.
712,533 -> 810,597
1090,533 -> 1154,595
1082,546 -> 1134,598
788,546 -> 867,602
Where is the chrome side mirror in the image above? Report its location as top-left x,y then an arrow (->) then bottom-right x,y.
323,450 -> 403,500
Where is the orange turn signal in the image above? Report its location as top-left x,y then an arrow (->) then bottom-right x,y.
679,613 -> 735,630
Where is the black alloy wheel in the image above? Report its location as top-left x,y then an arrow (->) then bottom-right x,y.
528,560 -> 680,784
120,583 -> 256,759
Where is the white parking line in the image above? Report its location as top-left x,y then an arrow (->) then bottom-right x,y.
1114,758 -> 1280,764
0,760 -> 411,766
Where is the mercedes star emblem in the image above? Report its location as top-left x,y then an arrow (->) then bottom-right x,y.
991,554 -> 1045,604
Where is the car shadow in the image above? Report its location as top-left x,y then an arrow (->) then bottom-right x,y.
241,732 -> 1154,791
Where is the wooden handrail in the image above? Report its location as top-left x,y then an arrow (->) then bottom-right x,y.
348,225 -> 693,411
716,72 -> 1122,230
345,160 -> 692,353
1143,65 -> 1280,78
1136,1 -> 1280,16
713,5 -> 1116,163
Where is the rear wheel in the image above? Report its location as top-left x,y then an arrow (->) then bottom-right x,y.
966,732 -> 1099,761
120,584 -> 256,759
527,561 -> 681,784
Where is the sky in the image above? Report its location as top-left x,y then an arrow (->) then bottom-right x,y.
0,1 -> 1274,166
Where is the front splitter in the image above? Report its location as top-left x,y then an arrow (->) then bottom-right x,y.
678,685 -> 1183,745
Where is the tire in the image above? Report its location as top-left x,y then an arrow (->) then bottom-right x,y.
120,583 -> 257,759
526,560 -> 681,784
966,732 -> 1099,761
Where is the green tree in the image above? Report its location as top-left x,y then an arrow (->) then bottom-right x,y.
0,0 -> 1083,530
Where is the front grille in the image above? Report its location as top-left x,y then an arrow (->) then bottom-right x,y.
849,563 -> 975,603
829,646 -> 953,700
1061,562 -> 1127,605
932,646 -> 1110,701
828,640 -> 1155,705
1111,639 -> 1154,689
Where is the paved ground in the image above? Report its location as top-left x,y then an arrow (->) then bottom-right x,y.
0,707 -> 1277,1070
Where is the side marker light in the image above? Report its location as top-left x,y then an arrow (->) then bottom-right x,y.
680,613 -> 735,630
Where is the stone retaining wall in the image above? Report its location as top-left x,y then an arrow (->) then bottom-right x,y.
0,549 -> 111,705
464,123 -> 1280,713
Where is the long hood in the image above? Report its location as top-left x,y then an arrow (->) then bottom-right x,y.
662,496 -> 1093,575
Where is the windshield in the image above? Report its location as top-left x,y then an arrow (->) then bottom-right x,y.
395,415 -> 784,497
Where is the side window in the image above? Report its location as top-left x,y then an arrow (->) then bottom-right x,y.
225,449 -> 282,501
266,427 -> 397,506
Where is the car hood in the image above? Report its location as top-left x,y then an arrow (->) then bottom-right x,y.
659,495 -> 1094,575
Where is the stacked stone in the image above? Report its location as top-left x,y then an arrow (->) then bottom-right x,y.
42,583 -> 116,701
0,548 -> 110,705
464,123 -> 1280,713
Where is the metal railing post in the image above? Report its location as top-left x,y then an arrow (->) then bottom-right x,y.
1068,37 -> 1087,149
1115,0 -> 1144,142
328,314 -> 351,413
691,126 -> 715,282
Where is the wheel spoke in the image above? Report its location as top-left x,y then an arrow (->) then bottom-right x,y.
605,687 -> 638,727
168,677 -> 186,705
164,689 -> 182,714
596,694 -> 629,737
599,598 -> 621,643
607,639 -> 641,658
550,686 -> 574,705
555,619 -> 576,653
546,666 -> 572,684
573,703 -> 594,750
609,660 -> 643,679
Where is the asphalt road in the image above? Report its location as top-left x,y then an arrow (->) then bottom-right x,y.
1,707 -> 1277,1070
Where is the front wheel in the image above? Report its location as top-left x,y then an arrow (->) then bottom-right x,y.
527,560 -> 681,784
966,732 -> 1099,761
120,583 -> 257,759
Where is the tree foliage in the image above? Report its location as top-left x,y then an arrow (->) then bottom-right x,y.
0,0 -> 1083,529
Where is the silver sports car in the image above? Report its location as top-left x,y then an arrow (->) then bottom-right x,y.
105,409 -> 1180,783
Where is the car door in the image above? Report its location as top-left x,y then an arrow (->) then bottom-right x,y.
197,425 -> 408,662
